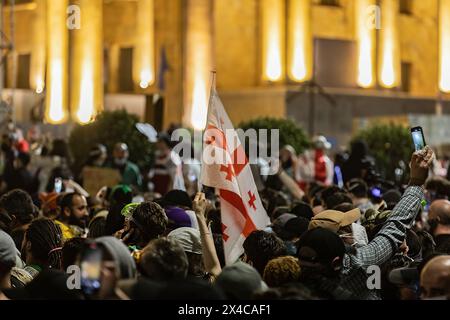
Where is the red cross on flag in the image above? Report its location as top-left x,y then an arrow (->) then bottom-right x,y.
200,87 -> 270,265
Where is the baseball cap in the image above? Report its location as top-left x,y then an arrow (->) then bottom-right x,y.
297,228 -> 345,265
388,266 -> 419,286
309,208 -> 361,233
167,227 -> 202,255
0,229 -> 16,269
216,261 -> 267,300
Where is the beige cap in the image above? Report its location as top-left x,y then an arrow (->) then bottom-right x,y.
309,208 -> 361,233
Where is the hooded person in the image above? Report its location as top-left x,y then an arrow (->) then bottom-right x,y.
77,237 -> 137,299
0,230 -> 17,291
94,236 -> 137,280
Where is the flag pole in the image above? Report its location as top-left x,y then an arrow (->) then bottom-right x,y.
197,70 -> 217,193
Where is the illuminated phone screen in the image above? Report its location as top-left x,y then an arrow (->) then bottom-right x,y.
411,127 -> 426,151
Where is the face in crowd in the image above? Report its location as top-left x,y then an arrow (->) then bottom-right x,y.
63,194 -> 89,228
113,143 -> 129,167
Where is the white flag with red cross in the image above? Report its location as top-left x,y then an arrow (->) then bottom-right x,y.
200,88 -> 270,265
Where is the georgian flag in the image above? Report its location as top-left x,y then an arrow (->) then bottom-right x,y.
200,88 -> 270,265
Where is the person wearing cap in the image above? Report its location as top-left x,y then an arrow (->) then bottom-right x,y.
310,147 -> 434,299
420,255 -> 450,299
167,227 -> 205,279
106,142 -> 142,190
311,135 -> 334,185
216,261 -> 267,299
427,199 -> 450,254
296,228 -> 356,299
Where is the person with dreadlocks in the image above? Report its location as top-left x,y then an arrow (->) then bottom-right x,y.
21,218 -> 63,279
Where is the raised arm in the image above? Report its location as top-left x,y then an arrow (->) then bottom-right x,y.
193,192 -> 222,278
354,147 -> 434,268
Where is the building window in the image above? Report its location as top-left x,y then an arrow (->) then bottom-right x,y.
17,54 -> 31,89
399,0 -> 413,15
401,61 -> 412,92
318,0 -> 340,7
118,47 -> 134,92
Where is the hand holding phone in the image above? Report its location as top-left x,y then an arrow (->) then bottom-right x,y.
411,126 -> 426,151
80,242 -> 103,297
54,177 -> 63,193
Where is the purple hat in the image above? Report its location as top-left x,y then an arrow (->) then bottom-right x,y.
165,206 -> 197,230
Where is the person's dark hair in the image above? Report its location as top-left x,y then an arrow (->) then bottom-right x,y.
320,186 -> 343,204
347,179 -> 368,198
415,230 -> 436,258
425,177 -> 450,200
325,192 -> 353,210
261,189 -> 289,217
17,152 -> 31,167
271,206 -> 291,221
129,202 -> 168,246
186,252 -> 205,277
88,216 -> 107,238
0,189 -> 37,227
405,229 -> 421,259
26,218 -> 63,269
243,230 -> 287,275
61,237 -> 86,270
160,190 -> 192,209
50,139 -> 72,162
291,202 -> 314,220
104,206 -> 125,236
10,228 -> 26,252
333,202 -> 355,212
139,238 -> 188,281
58,192 -> 78,217
157,133 -> 173,149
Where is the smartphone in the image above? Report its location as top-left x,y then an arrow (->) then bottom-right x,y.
411,126 -> 426,151
80,242 -> 103,296
54,177 -> 63,193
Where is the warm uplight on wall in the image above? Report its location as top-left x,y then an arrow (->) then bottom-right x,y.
184,0 -> 213,130
439,0 -> 450,93
134,0 -> 155,90
71,0 -> 103,125
45,0 -> 68,124
30,0 -> 46,94
379,0 -> 401,88
287,0 -> 312,82
262,0 -> 285,82
356,0 -> 376,88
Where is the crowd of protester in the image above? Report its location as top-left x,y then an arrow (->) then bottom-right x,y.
0,123 -> 449,300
